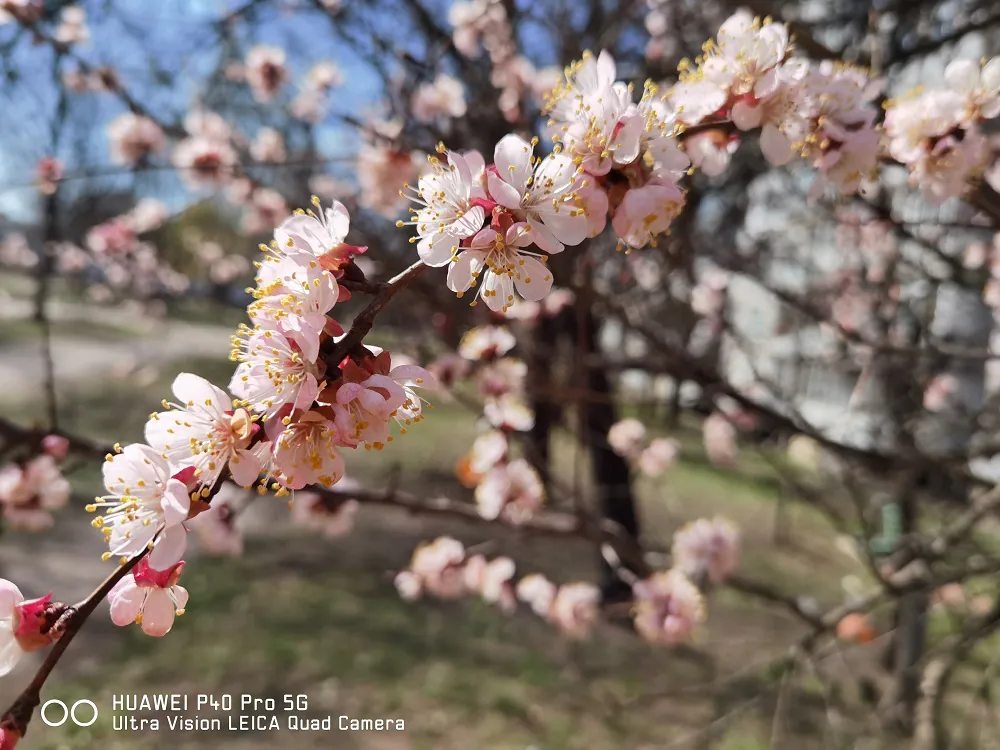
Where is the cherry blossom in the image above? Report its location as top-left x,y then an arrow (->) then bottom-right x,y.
611,181 -> 685,249
467,430 -> 508,474
145,373 -> 262,489
483,393 -> 534,431
275,198 -> 367,274
476,357 -> 526,399
108,559 -> 188,637
474,457 -> 544,522
485,134 -> 588,253
400,149 -> 486,267
885,90 -> 989,202
632,569 -> 706,644
269,411 -> 345,490
245,45 -> 288,102
945,58 -> 1000,121
463,555 -> 516,612
671,10 -> 789,127
357,122 -> 424,218
545,51 -> 643,176
0,580 -> 27,676
173,113 -> 238,189
91,444 -> 191,569
0,455 -> 70,531
684,130 -> 740,177
607,418 -> 647,459
106,113 -> 164,165
412,73 -> 467,124
458,325 -> 515,360
448,223 -> 555,313
247,242 -> 340,363
672,517 -> 740,583
250,127 -> 287,164
321,350 -> 434,450
637,438 -> 680,476
394,536 -> 467,600
188,497 -> 244,557
291,483 -> 360,538
35,157 -> 62,195
549,582 -> 601,638
703,412 -> 737,467
229,326 -> 321,420
516,573 -> 557,617
54,5 -> 88,45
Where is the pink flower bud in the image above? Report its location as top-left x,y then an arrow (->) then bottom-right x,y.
40,435 -> 70,460
13,593 -> 65,652
0,726 -> 21,750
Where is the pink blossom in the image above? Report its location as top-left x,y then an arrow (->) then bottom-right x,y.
93,444 -> 191,569
188,496 -> 243,557
412,74 -> 467,123
637,438 -> 680,476
945,58 -> 1000,121
35,157 -> 62,195
474,458 -> 544,522
357,124 -> 424,218
468,430 -> 508,474
607,419 -> 646,459
86,217 -> 137,255
53,5 -> 88,44
483,393 -> 534,431
684,130 -> 740,177
107,113 -> 164,166
611,182 -> 686,249
270,411 -> 345,490
250,127 -> 286,164
632,569 -> 706,644
322,352 -> 433,449
41,434 -> 70,459
108,559 -> 188,637
672,517 -> 740,583
463,555 -> 516,612
0,455 -> 69,531
396,536 -> 467,599
923,374 -> 959,413
145,373 -> 262,489
703,412 -> 737,467
0,580 -> 66,673
427,352 -> 471,388
476,357 -> 526,398
485,134 -> 588,253
291,482 -> 360,538
549,582 -> 601,638
670,11 -> 788,127
516,573 -> 557,617
245,45 -> 288,102
448,223 -> 556,313
229,327 -> 321,420
885,90 -> 989,202
401,149 -> 486,267
458,325 -> 515,360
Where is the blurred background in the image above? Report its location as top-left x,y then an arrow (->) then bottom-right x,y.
2,0 -> 1000,748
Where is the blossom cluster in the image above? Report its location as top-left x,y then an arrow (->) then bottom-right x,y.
607,418 -> 680,477
393,536 -> 602,637
401,140 -> 588,312
445,325 -> 545,522
448,0 -> 559,123
76,198 -> 432,634
0,436 -> 70,532
885,59 -> 1000,202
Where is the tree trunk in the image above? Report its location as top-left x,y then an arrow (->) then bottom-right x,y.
579,306 -> 641,602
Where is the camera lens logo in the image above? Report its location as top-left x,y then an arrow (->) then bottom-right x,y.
40,699 -> 99,728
